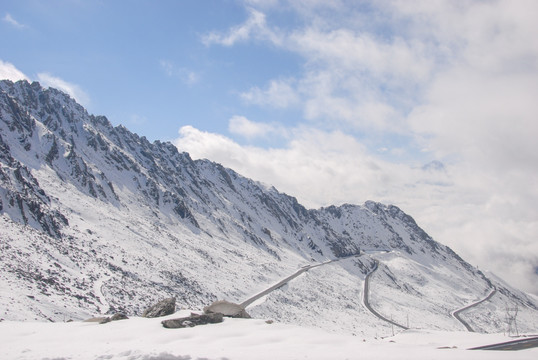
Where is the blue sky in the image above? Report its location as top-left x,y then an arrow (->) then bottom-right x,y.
1,0 -> 291,141
0,0 -> 424,158
2,0 -> 538,295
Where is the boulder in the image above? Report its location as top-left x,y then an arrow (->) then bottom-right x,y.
110,313 -> 129,321
203,300 -> 250,319
162,312 -> 223,329
142,297 -> 176,318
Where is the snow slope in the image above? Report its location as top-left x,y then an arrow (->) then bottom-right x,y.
1,79 -> 537,335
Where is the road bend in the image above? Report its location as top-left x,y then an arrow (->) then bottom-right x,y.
240,254 -> 360,308
451,286 -> 497,332
362,259 -> 409,330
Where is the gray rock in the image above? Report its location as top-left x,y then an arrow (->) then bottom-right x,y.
142,297 -> 176,318
203,300 -> 250,319
82,313 -> 128,324
110,313 -> 128,321
162,312 -> 223,329
99,317 -> 111,324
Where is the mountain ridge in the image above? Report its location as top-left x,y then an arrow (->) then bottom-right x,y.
1,80 -> 537,336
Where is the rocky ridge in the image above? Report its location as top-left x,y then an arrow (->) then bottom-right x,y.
1,80 -> 537,336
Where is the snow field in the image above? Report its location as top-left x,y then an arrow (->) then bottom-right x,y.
1,312 -> 536,360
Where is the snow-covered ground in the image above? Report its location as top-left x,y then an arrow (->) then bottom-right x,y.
1,311 -> 536,360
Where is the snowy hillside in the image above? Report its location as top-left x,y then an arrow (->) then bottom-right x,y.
1,79 -> 537,336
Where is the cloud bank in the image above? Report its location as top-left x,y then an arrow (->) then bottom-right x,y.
177,0 -> 538,295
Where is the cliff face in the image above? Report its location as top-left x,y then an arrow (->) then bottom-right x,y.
1,80 -> 536,335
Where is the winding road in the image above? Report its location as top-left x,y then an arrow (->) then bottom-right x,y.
240,255 -> 359,308
363,259 -> 408,330
451,286 -> 497,332
241,253 -> 499,334
241,253 -> 409,331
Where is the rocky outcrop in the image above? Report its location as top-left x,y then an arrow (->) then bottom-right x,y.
142,297 -> 176,318
161,312 -> 223,329
203,300 -> 250,319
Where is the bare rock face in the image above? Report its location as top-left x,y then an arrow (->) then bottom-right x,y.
203,300 -> 250,319
142,297 -> 176,318
161,312 -> 223,329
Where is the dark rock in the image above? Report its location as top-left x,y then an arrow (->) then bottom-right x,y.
99,317 -> 111,324
142,297 -> 176,318
203,300 -> 250,319
110,313 -> 128,321
161,312 -> 223,329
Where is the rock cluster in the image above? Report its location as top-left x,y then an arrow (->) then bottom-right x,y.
203,300 -> 251,319
162,300 -> 250,329
142,297 -> 176,318
161,312 -> 224,328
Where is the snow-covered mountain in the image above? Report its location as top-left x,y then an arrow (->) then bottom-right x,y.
1,80 -> 537,336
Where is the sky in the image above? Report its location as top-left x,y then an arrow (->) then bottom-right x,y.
1,0 -> 537,296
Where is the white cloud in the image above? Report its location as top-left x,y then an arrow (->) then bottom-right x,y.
160,60 -> 199,85
2,13 -> 25,29
0,60 -> 29,82
37,73 -> 90,106
0,61 -> 90,107
202,8 -> 281,46
228,115 -> 287,140
284,29 -> 434,130
290,28 -> 434,82
206,6 -> 433,132
176,124 -> 445,210
396,1 -> 538,295
241,78 -> 299,108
